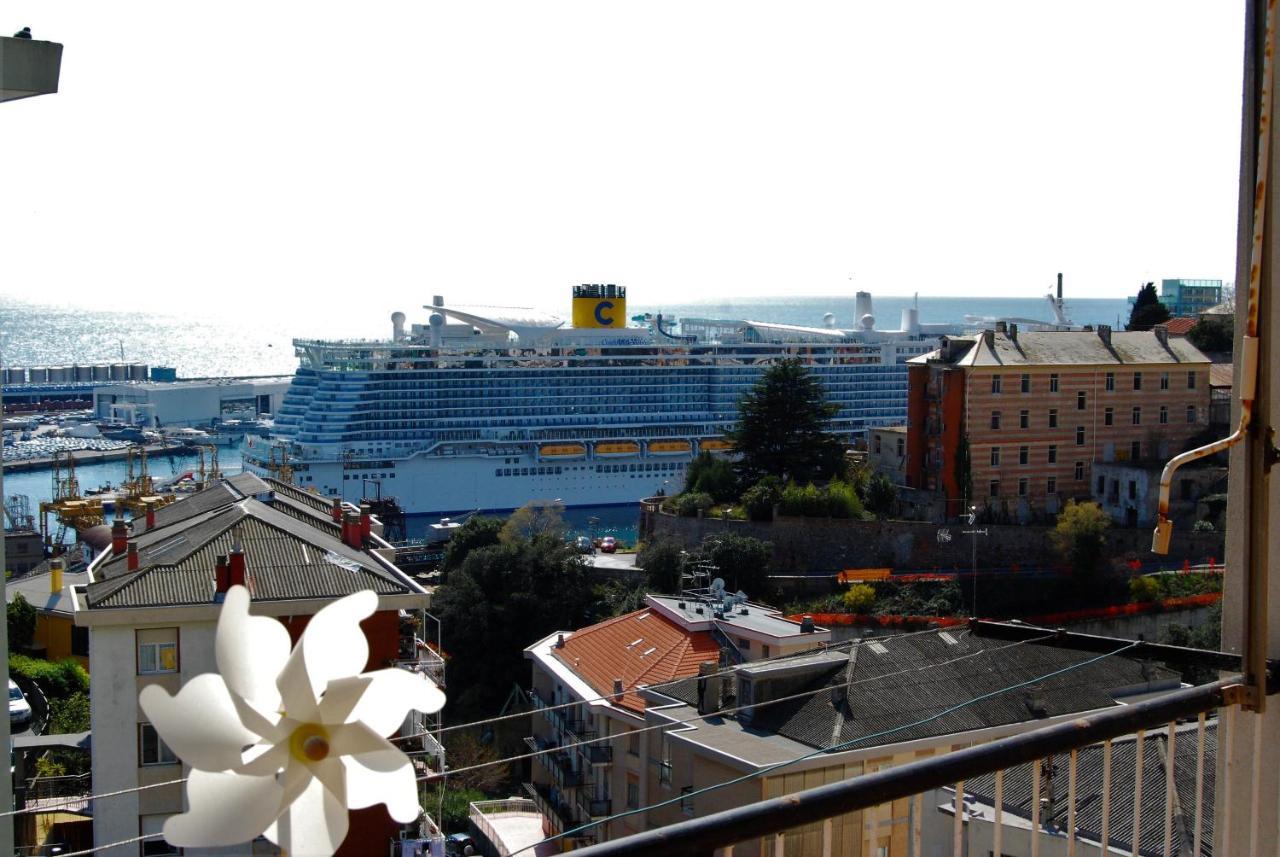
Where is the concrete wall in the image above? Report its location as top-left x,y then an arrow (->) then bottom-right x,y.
646,510 -> 1225,575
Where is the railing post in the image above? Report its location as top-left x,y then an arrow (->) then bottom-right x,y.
953,780 -> 964,855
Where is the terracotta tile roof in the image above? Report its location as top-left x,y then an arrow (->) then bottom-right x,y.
553,608 -> 722,713
1164,317 -> 1198,335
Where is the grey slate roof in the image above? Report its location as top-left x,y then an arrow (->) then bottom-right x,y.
964,720 -> 1217,856
661,631 -> 1182,754
914,330 -> 1210,368
88,478 -> 417,609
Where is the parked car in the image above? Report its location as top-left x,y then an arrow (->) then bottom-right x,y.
446,832 -> 476,856
600,536 -> 618,553
574,536 -> 594,554
9,680 -> 31,729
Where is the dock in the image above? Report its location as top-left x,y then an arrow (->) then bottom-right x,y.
2,443 -> 196,473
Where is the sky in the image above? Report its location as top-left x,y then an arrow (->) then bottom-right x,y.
1,2 -> 1247,320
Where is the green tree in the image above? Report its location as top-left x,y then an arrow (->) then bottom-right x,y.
842,583 -> 876,612
434,534 -> 597,721
698,534 -> 773,597
1050,500 -> 1112,580
730,359 -> 845,485
740,476 -> 783,521
438,787 -> 486,832
500,500 -> 568,543
7,593 -> 36,652
1187,316 -> 1234,353
639,538 -> 685,593
684,453 -> 738,503
1126,282 -> 1172,331
863,472 -> 898,518
441,516 -> 503,574
443,732 -> 511,794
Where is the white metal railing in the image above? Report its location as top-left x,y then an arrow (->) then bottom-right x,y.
470,798 -> 544,857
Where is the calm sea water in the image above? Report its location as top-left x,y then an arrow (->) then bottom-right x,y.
0,293 -> 1128,545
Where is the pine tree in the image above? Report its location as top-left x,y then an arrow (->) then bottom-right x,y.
730,358 -> 845,485
1126,282 -> 1172,331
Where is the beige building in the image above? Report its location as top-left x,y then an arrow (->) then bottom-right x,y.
71,473 -> 443,857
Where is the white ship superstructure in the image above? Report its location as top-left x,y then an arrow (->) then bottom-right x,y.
245,286 -> 954,516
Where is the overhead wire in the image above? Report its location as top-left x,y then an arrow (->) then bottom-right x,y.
512,640 -> 1144,855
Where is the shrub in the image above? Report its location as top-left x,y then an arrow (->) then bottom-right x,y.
1192,519 -> 1215,532
672,492 -> 713,518
1129,575 -> 1161,603
780,482 -> 825,517
8,593 -> 36,652
741,476 -> 782,521
685,453 -> 738,503
825,480 -> 867,519
842,583 -> 876,612
9,655 -> 89,699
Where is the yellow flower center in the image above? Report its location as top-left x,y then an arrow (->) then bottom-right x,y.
289,723 -> 331,762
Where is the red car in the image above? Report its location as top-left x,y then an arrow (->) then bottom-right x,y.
600,536 -> 618,553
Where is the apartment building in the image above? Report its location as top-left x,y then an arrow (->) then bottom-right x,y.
901,324 -> 1211,522
71,473 -> 442,857
499,592 -> 830,852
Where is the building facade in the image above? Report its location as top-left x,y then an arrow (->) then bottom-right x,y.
902,324 -> 1211,522
1159,278 -> 1224,317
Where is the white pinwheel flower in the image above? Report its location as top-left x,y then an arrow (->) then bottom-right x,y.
139,585 -> 445,856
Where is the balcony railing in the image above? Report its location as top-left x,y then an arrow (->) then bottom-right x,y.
567,622 -> 1280,857
469,798 -> 542,857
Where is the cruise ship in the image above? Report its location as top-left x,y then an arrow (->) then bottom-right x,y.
244,285 -> 959,516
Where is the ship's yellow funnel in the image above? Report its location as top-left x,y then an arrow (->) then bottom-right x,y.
572,283 -> 627,329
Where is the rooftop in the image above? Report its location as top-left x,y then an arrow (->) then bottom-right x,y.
646,594 -> 831,644
913,328 -> 1210,368
1164,316 -> 1199,336
7,564 -> 89,618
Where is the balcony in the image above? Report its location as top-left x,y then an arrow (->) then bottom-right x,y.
469,798 -> 546,857
566,621 -> 1279,856
524,781 -> 579,834
394,636 -> 446,688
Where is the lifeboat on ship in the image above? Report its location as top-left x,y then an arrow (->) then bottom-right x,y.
699,438 -> 734,453
538,443 -> 587,460
648,440 -> 693,456
595,441 -> 641,458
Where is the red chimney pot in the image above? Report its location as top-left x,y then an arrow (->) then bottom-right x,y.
127,542 -> 139,572
229,549 -> 246,588
111,518 -> 128,556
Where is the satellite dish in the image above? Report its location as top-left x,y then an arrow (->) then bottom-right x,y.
711,578 -> 726,600
736,590 -> 748,603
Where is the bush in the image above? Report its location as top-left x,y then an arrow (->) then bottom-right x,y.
1192,519 -> 1215,532
779,483 -> 825,517
8,593 -> 36,652
438,787 -> 486,832
638,539 -> 685,593
9,655 -> 89,699
842,584 -> 876,612
825,480 -> 866,519
672,492 -> 714,518
1129,575 -> 1161,603
741,476 -> 782,521
685,453 -> 738,503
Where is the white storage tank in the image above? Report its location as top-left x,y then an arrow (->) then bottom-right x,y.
72,365 -> 93,382
110,363 -> 129,381
48,366 -> 70,383
27,367 -> 49,384
92,365 -> 111,381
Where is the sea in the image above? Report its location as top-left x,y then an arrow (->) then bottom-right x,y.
0,294 -> 1132,545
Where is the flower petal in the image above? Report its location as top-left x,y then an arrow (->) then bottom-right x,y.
275,773 -> 351,856
344,668 -> 446,736
163,768 -> 284,847
329,721 -> 399,761
236,741 -> 288,776
139,674 -> 259,772
277,590 -> 378,720
344,743 -> 421,823
317,676 -> 373,725
217,585 -> 293,713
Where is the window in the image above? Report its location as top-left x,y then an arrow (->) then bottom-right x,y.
1076,461 -> 1087,481
1018,478 -> 1029,497
1018,446 -> 1029,465
761,644 -> 770,658
1160,372 -> 1170,390
1047,444 -> 1057,464
1097,474 -> 1106,493
991,411 -> 1001,430
1020,373 -> 1031,393
626,775 -> 640,810
896,437 -> 905,457
1104,407 -> 1114,426
1019,410 -> 1029,429
1076,426 -> 1085,446
1134,372 -> 1143,391
991,375 -> 1003,394
1132,406 -> 1142,426
1047,476 -> 1058,494
1188,371 -> 1197,390
989,480 -> 1000,497
628,729 -> 640,757
1128,480 -> 1138,500
1048,409 -> 1058,428
1050,373 -> 1060,392
1188,404 -> 1198,423
1131,440 -> 1142,460
71,626 -> 89,658
1105,372 -> 1115,391
990,447 -> 1001,466
874,435 -> 882,454
1160,405 -> 1169,424
1077,391 -> 1087,410
139,723 -> 178,766
680,786 -> 695,817
137,630 -> 178,675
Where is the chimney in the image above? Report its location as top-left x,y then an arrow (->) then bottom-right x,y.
359,503 -> 372,539
145,500 -> 157,532
214,554 -> 230,594
697,661 -> 723,715
555,634 -> 566,648
127,542 -> 139,572
982,330 -> 995,349
229,545 -> 246,588
1097,324 -> 1112,348
331,498 -> 343,523
800,615 -> 816,634
111,517 -> 128,556
612,678 -> 625,699
50,558 -> 63,595
994,321 -> 1007,335
343,512 -> 363,549
1153,324 -> 1169,348
1008,323 -> 1018,343
1057,272 -> 1064,303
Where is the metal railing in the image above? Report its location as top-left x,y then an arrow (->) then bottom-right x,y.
569,678 -> 1245,857
470,798 -> 542,857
